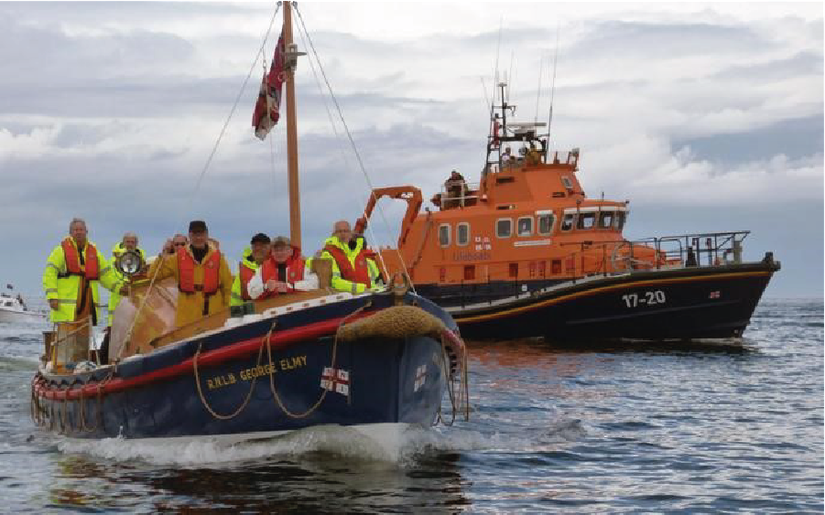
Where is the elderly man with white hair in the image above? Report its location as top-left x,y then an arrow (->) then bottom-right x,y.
107,231 -> 147,326
42,218 -> 124,367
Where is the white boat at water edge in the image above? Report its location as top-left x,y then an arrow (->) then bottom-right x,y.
0,291 -> 46,324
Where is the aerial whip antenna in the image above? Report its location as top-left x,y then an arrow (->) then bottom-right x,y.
534,54 -> 544,124
546,22 -> 560,159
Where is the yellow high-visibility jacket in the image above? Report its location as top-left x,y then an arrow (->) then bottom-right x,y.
42,238 -> 122,324
107,243 -> 147,326
146,243 -> 233,328
319,236 -> 383,295
230,247 -> 260,307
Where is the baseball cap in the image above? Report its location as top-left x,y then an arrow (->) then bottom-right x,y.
188,220 -> 208,233
250,233 -> 271,245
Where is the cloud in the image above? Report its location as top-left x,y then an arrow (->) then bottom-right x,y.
0,3 -> 821,298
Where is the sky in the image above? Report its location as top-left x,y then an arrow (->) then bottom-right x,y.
0,1 -> 821,304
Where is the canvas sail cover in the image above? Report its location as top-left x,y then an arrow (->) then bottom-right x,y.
109,277 -> 178,361
252,33 -> 285,140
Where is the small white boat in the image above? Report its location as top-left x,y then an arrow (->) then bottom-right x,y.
0,292 -> 45,323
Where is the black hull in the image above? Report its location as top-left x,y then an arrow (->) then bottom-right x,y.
424,261 -> 779,342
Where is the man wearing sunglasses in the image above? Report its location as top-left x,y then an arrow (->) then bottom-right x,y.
148,220 -> 233,328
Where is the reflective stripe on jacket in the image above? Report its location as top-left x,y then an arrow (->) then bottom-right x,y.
320,237 -> 382,295
42,239 -> 120,324
61,238 -> 100,280
230,248 -> 260,307
107,243 -> 146,326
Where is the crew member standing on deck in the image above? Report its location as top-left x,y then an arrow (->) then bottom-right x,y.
319,221 -> 384,295
42,218 -> 124,363
147,220 -> 233,328
107,231 -> 147,327
230,233 -> 271,306
101,231 -> 146,364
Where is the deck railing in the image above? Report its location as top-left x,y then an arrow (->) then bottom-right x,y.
450,231 -> 753,308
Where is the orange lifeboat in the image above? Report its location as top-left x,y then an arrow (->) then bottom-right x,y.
355,82 -> 780,342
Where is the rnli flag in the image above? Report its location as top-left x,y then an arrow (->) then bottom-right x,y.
252,33 -> 286,140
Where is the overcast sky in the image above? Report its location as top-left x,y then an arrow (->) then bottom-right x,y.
0,2 -> 821,303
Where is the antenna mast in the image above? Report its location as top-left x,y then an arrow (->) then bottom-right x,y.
546,24 -> 560,159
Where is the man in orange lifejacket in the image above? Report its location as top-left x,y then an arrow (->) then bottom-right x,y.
319,221 -> 384,295
248,236 -> 317,299
230,233 -> 271,306
42,218 -> 125,365
148,220 -> 233,328
42,218 -> 125,326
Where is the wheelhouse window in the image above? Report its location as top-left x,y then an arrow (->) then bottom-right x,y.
614,212 -> 627,231
561,176 -> 574,190
577,212 -> 596,230
598,211 -> 614,229
561,213 -> 575,231
456,222 -> 470,246
538,213 -> 555,235
438,224 -> 451,247
496,218 -> 512,238
517,217 -> 533,237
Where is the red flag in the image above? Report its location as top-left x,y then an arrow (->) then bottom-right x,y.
253,33 -> 286,140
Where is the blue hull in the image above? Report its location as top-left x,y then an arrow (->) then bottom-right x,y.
32,293 -> 461,439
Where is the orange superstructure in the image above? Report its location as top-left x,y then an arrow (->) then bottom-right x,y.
361,81 -> 661,291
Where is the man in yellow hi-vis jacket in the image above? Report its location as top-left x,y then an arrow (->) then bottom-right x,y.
319,220 -> 384,295
42,218 -> 124,365
230,233 -> 271,307
43,218 -> 124,324
107,231 -> 147,327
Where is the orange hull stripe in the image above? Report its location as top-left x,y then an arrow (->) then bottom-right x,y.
456,270 -> 773,324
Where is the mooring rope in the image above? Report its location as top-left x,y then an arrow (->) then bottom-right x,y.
265,300 -> 370,419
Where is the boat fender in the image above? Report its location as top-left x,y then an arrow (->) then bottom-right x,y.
337,305 -> 446,343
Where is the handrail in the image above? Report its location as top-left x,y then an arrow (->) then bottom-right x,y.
554,230 -> 751,282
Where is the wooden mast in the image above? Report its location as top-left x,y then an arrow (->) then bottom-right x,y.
283,1 -> 301,249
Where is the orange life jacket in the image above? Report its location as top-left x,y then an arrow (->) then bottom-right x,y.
324,244 -> 371,288
260,248 -> 305,296
61,238 -> 100,280
177,246 -> 220,294
238,261 -> 256,301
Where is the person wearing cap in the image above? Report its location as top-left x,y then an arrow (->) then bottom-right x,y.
147,220 -> 233,328
247,235 -> 317,299
318,220 -> 384,295
230,233 -> 271,307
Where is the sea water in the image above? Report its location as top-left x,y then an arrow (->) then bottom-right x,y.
0,299 -> 821,513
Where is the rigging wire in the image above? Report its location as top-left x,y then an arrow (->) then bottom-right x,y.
294,4 -> 417,293
533,54 -> 544,125
480,76 -> 492,112
548,22 -> 560,143
181,1 -> 282,225
293,19 -> 387,279
125,3 -> 283,342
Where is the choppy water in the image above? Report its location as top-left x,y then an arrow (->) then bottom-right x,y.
1,299 -> 822,513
